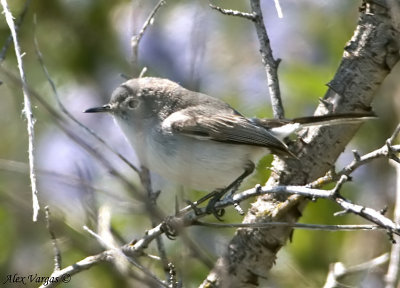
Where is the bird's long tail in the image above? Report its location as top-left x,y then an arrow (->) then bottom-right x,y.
253,111 -> 376,141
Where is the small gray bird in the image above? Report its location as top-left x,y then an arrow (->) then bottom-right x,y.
85,77 -> 373,203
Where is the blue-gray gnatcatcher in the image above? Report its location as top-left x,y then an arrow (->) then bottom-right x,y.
85,77 -> 373,207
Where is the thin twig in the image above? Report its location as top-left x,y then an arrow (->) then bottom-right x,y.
84,225 -> 168,287
385,160 -> 400,288
210,0 -> 284,117
323,254 -> 390,288
194,221 -> 381,231
96,206 -> 119,249
249,0 -> 284,119
308,124 -> 400,189
33,16 -> 140,174
140,166 -> 170,278
139,66 -> 147,78
1,0 -> 40,221
0,0 -> 31,62
77,165 -> 98,228
339,144 -> 400,177
0,68 -> 150,204
209,4 -> 256,20
162,175 -> 400,236
40,172 -> 397,286
0,158 -> 142,209
388,123 -> 400,145
38,251 -> 110,288
123,177 -> 399,260
273,0 -> 283,18
45,206 -> 62,271
131,0 -> 166,70
167,263 -> 178,288
179,232 -> 214,269
335,197 -> 399,235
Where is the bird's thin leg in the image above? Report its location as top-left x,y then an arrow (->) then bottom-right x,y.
206,162 -> 255,219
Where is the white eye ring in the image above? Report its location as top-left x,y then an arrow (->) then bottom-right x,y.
127,98 -> 139,109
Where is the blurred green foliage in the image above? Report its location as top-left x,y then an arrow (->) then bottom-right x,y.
0,1 -> 398,287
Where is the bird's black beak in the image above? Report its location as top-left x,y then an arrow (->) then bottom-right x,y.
84,104 -> 111,113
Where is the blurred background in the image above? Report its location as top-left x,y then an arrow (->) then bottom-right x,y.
0,0 -> 399,287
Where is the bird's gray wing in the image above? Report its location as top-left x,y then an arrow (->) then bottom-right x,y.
162,107 -> 293,157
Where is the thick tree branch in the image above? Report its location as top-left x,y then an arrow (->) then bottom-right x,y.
202,2 -> 400,287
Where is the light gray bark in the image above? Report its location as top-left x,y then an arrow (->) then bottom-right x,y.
202,2 -> 400,287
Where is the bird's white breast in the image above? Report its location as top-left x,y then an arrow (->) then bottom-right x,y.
115,117 -> 267,191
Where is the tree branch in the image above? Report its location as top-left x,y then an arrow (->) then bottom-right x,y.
250,0 -> 284,119
33,16 -> 140,174
385,160 -> 400,288
0,0 -> 31,62
323,253 -> 390,288
38,252 -> 110,288
1,0 -> 40,221
45,206 -> 62,271
38,151 -> 399,286
209,4 -> 256,21
202,2 -> 400,287
131,0 -> 166,72
308,125 -> 400,189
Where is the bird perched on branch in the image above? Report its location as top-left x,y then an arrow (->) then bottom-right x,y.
85,77 -> 374,213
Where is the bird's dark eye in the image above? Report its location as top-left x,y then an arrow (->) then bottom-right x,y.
127,98 -> 139,109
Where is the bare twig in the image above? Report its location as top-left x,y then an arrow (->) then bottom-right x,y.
96,206 -> 119,249
335,196 -> 399,236
1,0 -> 40,221
273,0 -> 283,18
308,124 -> 400,189
249,0 -> 284,118
385,160 -> 400,288
39,252 -> 110,288
228,176 -> 400,235
209,4 -> 256,20
39,172 -> 395,287
167,263 -> 178,288
140,166 -> 170,278
84,225 -> 168,287
179,232 -> 214,269
45,206 -> 62,271
188,5 -> 206,90
33,16 -> 140,174
154,174 -> 400,237
0,68 -> 149,203
195,221 -> 381,232
139,66 -> 147,78
323,254 -> 390,288
388,123 -> 400,145
0,158 -> 142,209
210,0 -> 284,118
0,0 -> 31,62
339,144 -> 400,177
77,165 -> 98,228
122,177 -> 398,262
131,0 -> 166,70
